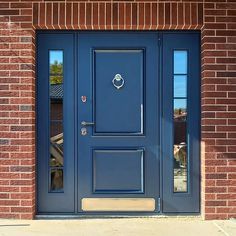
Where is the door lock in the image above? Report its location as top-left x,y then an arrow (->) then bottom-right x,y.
81,128 -> 87,136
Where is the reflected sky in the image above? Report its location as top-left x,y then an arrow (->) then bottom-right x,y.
174,51 -> 187,74
50,51 -> 63,64
174,75 -> 187,97
174,99 -> 187,110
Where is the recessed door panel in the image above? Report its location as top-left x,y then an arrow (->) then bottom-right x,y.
93,149 -> 144,193
94,49 -> 144,134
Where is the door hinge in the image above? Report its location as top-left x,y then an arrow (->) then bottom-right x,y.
157,197 -> 161,212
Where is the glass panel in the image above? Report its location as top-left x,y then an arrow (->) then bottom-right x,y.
174,75 -> 187,98
49,50 -> 64,191
50,76 -> 63,85
174,51 -> 187,74
50,51 -> 63,75
174,99 -> 187,121
50,169 -> 63,191
174,99 -> 187,192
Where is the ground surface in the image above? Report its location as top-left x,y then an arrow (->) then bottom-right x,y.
0,217 -> 235,236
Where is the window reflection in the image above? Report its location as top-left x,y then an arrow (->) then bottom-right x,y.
174,51 -> 187,74
49,50 -> 64,192
51,169 -> 63,191
174,75 -> 187,98
174,99 -> 187,192
173,50 -> 188,193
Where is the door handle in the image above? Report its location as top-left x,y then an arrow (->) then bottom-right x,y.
81,121 -> 95,126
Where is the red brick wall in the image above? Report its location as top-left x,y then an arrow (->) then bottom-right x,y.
0,0 -> 235,220
201,1 -> 236,220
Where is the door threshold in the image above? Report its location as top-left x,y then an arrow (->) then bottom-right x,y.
35,214 -> 201,220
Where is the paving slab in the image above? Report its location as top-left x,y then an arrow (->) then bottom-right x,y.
0,217 -> 235,236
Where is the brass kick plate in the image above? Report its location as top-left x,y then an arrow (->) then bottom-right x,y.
81,198 -> 155,212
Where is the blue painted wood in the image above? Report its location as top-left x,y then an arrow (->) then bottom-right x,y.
93,149 -> 144,193
37,31 -> 200,215
94,49 -> 144,134
162,32 -> 200,213
77,32 -> 160,213
37,33 -> 75,213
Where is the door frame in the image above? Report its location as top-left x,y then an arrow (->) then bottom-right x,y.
36,30 -> 201,216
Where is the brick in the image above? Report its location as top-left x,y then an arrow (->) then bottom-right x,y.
216,17 -> 236,23
72,3 -> 79,28
99,2 -> 105,28
216,3 -> 236,9
191,3 -> 197,26
184,3 -> 190,27
216,44 -> 236,50
158,3 -> 164,27
53,3 -> 58,26
205,160 -> 227,166
11,16 -> 32,22
10,166 -> 33,173
11,3 -> 32,9
198,3 -> 203,26
216,180 -> 236,186
205,207 -> 216,213
177,3 -> 184,27
229,201 -> 236,207
216,207 -> 236,213
105,3 -> 111,29
125,3 -> 131,29
217,194 -> 236,200
205,10 -> 226,16
11,126 -> 33,131
46,3 -> 52,26
216,139 -> 236,145
10,180 -> 32,186
217,31 -> 236,37
32,3 -> 38,26
11,207 -> 32,213
37,3 -> 44,27
205,194 -> 216,201
217,167 -> 236,172
228,187 -> 236,193
78,2 -> 85,28
0,200 -> 19,206
151,3 -> 158,28
132,3 -> 137,28
203,37 -> 226,43
205,201 -> 227,207
92,3 -> 98,27
0,10 -> 19,15
205,174 -> 227,180
165,3 -> 170,27
66,3 -> 72,28
113,2 -> 118,27
217,72 -> 236,77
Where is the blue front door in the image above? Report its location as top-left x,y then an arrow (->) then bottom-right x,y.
77,33 -> 160,213
37,31 -> 200,215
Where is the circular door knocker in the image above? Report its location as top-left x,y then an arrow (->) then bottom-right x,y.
112,74 -> 125,90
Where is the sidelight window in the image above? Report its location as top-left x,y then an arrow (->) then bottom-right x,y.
49,50 -> 64,192
173,50 -> 188,193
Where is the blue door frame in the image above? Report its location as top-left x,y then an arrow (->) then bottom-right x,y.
36,31 -> 200,215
